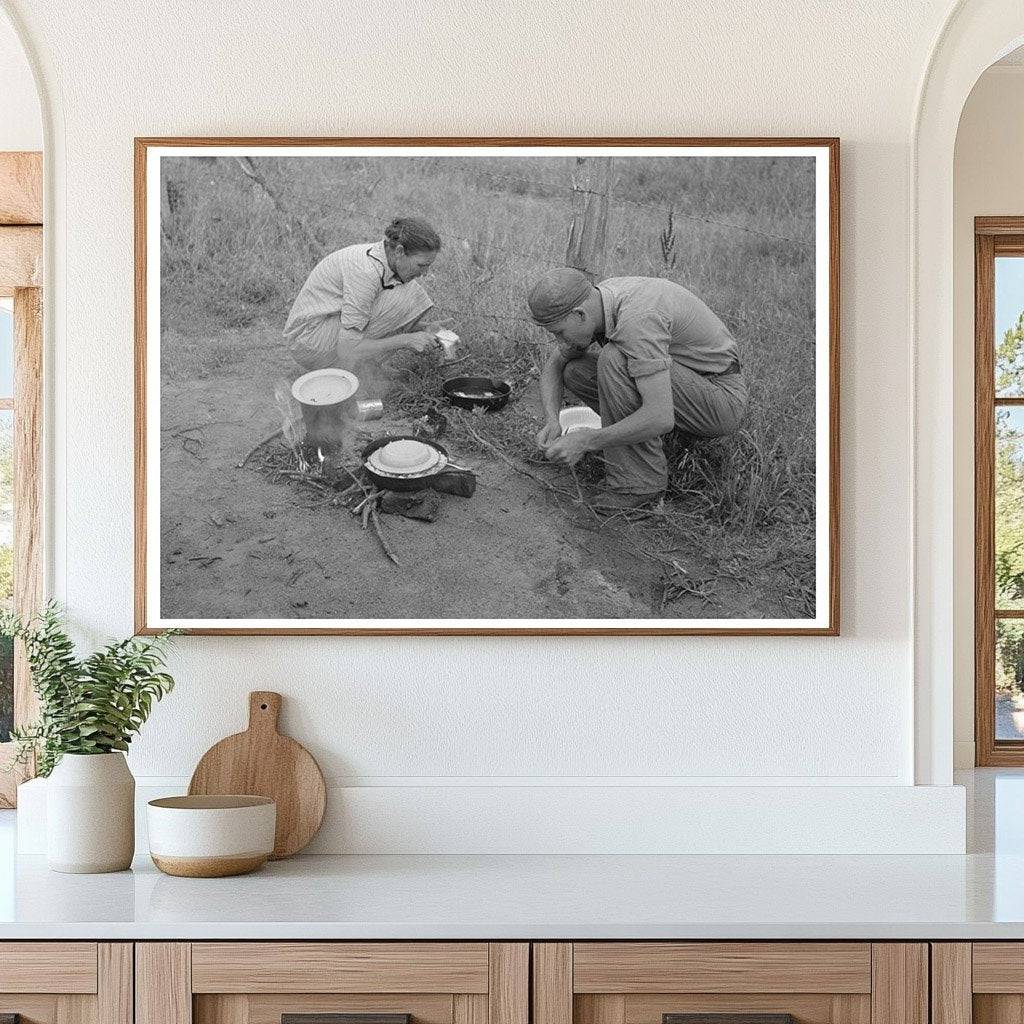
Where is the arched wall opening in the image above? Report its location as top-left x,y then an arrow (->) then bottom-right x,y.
952,47 -> 1024,768
914,0 -> 1024,784
0,6 -> 41,151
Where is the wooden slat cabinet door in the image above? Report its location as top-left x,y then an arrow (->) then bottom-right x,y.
935,942 -> 1024,1024
534,944 -> 928,1024
137,943 -> 528,1024
0,942 -> 132,1024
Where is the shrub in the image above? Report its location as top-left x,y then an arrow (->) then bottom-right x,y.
1,603 -> 178,776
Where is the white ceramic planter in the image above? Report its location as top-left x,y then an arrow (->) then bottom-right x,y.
46,752 -> 135,873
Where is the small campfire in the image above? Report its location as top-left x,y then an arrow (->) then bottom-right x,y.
237,372 -> 477,566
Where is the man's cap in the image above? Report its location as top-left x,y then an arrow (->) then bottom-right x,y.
527,267 -> 593,326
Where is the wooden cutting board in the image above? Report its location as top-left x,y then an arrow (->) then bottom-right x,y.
188,691 -> 326,859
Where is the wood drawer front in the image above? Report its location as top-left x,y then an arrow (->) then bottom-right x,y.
973,944 -> 1024,992
0,942 -> 98,993
191,943 -> 492,994
572,944 -> 873,995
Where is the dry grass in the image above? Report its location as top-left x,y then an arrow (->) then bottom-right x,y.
160,153 -> 819,614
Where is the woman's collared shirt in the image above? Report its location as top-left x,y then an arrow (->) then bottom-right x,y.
283,239 -> 406,342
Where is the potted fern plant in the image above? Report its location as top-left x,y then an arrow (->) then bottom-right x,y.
2,604 -> 177,873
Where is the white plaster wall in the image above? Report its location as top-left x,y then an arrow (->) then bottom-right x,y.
0,7 -> 40,151
0,0 -> 975,850
952,66 -> 1024,768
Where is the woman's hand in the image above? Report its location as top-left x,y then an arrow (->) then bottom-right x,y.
535,420 -> 562,449
544,429 -> 597,466
406,331 -> 440,354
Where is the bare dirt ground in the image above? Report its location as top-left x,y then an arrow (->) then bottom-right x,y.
159,326 -> 784,622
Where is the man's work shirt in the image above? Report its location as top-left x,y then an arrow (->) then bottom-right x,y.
578,276 -> 739,379
283,240 -> 432,349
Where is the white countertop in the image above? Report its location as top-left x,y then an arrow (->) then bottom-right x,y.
1,769 -> 1021,941
0,849 -> 1022,940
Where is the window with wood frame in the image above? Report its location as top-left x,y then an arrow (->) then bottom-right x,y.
0,151 -> 43,806
975,218 -> 1024,765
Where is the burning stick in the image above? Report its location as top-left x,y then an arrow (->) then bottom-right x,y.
237,429 -> 284,469
341,478 -> 403,567
349,486 -> 379,515
331,481 -> 363,505
369,505 -> 402,566
273,470 -> 332,490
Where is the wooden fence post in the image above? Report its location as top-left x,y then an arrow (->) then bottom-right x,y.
566,156 -> 611,281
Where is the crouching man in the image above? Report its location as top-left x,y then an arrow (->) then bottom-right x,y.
528,268 -> 748,511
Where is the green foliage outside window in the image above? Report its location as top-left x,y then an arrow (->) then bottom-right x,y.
996,314 -> 1024,695
998,311 -> 1024,396
996,407 -> 1024,610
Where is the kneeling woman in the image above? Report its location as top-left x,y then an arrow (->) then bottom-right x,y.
283,217 -> 442,372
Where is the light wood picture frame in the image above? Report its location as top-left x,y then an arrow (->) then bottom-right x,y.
135,137 -> 839,636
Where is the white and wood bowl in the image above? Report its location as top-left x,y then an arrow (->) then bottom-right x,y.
147,795 -> 276,878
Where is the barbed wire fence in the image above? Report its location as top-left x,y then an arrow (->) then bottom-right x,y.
214,155 -> 815,336
459,164 -> 814,249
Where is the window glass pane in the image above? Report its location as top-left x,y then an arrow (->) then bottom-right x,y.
0,410 -> 11,742
0,300 -> 12,400
996,256 -> 1024,397
998,619 -> 1024,740
997,407 -> 1024,610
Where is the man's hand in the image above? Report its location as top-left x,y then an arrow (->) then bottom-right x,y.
406,331 -> 440,355
535,420 -> 562,449
544,429 -> 597,466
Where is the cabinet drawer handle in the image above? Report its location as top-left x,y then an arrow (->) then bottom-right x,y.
283,1016 -> 411,1024
664,1016 -> 797,1024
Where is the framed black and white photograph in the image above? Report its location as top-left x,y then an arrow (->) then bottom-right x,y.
135,137 -> 839,636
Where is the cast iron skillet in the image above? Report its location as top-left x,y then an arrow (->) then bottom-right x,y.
360,435 -> 476,497
442,376 -> 512,412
